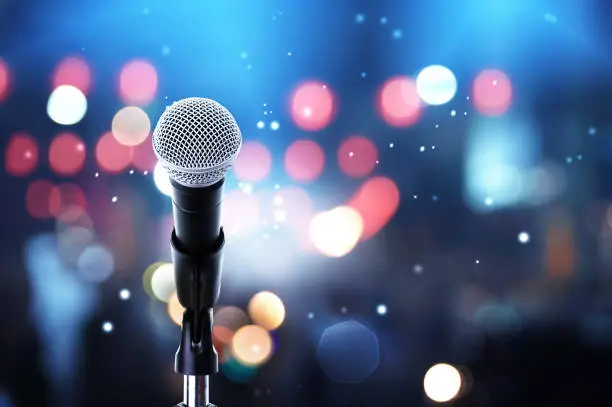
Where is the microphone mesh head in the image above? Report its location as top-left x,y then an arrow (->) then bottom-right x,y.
152,97 -> 242,187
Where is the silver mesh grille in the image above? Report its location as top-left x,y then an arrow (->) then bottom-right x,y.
152,97 -> 242,187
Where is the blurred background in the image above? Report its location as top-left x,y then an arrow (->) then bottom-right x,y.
1,0 -> 612,406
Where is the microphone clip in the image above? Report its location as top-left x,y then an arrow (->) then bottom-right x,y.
170,228 -> 225,376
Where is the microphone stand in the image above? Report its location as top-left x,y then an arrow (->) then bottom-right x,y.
171,228 -> 225,407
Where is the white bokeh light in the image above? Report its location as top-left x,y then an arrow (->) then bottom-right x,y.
518,231 -> 530,244
309,206 -> 363,258
423,363 -> 462,403
47,85 -> 88,125
153,162 -> 172,196
416,65 -> 457,106
151,263 -> 176,303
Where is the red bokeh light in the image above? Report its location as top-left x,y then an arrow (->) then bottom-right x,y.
284,140 -> 325,183
95,131 -> 134,173
221,190 -> 260,236
119,59 -> 158,105
290,81 -> 336,131
348,176 -> 400,240
5,132 -> 38,177
377,76 -> 422,127
25,180 -> 61,219
52,56 -> 92,95
472,69 -> 512,116
0,59 -> 10,102
337,135 -> 378,178
233,141 -> 272,183
55,183 -> 87,222
48,132 -> 86,176
131,137 -> 157,171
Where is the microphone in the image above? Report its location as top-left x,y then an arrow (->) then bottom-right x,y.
152,97 -> 242,407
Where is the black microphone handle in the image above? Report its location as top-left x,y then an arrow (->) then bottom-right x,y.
170,178 -> 224,254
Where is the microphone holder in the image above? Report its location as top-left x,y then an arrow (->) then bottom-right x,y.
170,228 -> 225,407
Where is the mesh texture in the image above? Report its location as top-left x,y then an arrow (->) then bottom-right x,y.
152,97 -> 242,187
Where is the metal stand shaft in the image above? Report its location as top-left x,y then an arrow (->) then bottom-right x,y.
183,375 -> 209,407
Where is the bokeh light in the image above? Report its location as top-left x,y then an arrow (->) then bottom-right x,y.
48,132 -> 86,176
5,132 -> 38,177
111,106 -> 151,146
119,59 -> 158,105
317,320 -> 380,383
150,262 -> 176,303
0,58 -> 10,102
221,189 -> 260,236
214,306 -> 250,345
57,225 -> 94,267
77,243 -> 114,283
284,139 -> 325,182
247,291 -> 286,331
95,131 -> 133,173
47,85 -> 88,125
233,141 -> 272,183
220,357 -> 259,383
55,183 -> 87,222
337,135 -> 378,178
230,325 -> 273,367
25,180 -> 60,219
52,56 -> 92,95
472,69 -> 512,116
290,80 -> 336,131
168,292 -> 184,326
309,206 -> 363,257
153,162 -> 173,196
377,76 -> 422,127
423,363 -> 462,403
142,262 -> 165,300
416,65 -> 457,105
348,176 -> 400,240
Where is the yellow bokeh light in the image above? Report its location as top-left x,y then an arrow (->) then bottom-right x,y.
423,363 -> 462,403
167,292 -> 184,326
248,291 -> 286,331
309,206 -> 363,257
150,262 -> 175,303
111,106 -> 151,146
230,325 -> 273,367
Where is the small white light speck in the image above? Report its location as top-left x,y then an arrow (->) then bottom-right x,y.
95,172 -> 99,178
348,151 -> 354,157
274,184 -> 280,190
450,110 -> 456,116
413,195 -> 418,199
435,124 -> 439,128
129,169 -> 134,174
420,146 -> 425,152
414,264 -> 423,274
287,51 -> 292,56
464,111 -> 468,116
375,160 -> 380,164
466,96 -> 470,100
111,196 -> 118,203
270,121 -> 280,131
119,289 -> 131,300
518,231 -> 530,244
431,145 -> 436,150
389,143 -> 394,148
476,259 -> 480,264
308,312 -> 314,319
102,321 -> 113,333
484,197 -> 494,206
242,184 -> 253,194
143,170 -> 148,175
377,304 -> 387,315
257,121 -> 265,129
